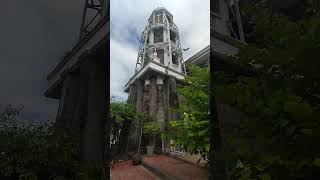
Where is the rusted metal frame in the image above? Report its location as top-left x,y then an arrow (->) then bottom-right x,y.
79,0 -> 103,40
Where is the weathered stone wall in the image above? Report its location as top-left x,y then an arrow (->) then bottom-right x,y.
127,75 -> 181,131
54,51 -> 107,167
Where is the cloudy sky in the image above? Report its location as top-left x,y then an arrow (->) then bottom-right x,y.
110,0 -> 210,101
0,0 -> 209,124
0,0 -> 85,123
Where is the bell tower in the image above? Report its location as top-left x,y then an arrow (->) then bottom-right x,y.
125,7 -> 186,131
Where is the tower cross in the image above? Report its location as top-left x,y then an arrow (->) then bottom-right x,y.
156,0 -> 162,8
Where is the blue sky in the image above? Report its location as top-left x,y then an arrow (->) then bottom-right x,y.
110,0 -> 210,101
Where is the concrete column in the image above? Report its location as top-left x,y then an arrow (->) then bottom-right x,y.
80,58 -> 107,164
64,73 -> 81,129
156,76 -> 165,131
136,80 -> 144,113
55,72 -> 80,133
143,79 -> 150,114
127,83 -> 137,105
150,31 -> 154,44
168,77 -> 180,121
149,77 -> 157,119
164,77 -> 170,123
73,68 -> 90,131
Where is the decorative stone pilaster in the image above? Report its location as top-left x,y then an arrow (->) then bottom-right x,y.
143,79 -> 150,113
135,80 -> 144,113
156,76 -> 165,131
80,58 -> 107,163
168,77 -> 180,121
149,78 -> 157,119
55,72 -> 81,133
127,83 -> 137,105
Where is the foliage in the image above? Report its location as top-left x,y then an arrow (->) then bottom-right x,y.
0,105 -> 102,180
110,98 -> 140,124
165,64 -> 210,161
216,1 -> 320,179
143,121 -> 161,136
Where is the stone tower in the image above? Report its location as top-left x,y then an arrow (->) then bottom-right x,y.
125,7 -> 186,131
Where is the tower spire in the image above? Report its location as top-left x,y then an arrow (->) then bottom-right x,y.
156,0 -> 162,8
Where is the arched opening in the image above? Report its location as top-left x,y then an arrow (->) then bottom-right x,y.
170,30 -> 177,43
154,27 -> 164,43
172,52 -> 179,66
156,49 -> 164,64
166,15 -> 172,23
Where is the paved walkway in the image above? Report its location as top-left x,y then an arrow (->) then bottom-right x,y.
143,154 -> 208,180
110,160 -> 159,180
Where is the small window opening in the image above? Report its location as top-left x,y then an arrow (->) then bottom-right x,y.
156,49 -> 164,64
170,30 -> 177,43
154,27 -> 163,43
155,13 -> 163,23
159,15 -> 163,23
172,53 -> 178,65
166,15 -> 172,23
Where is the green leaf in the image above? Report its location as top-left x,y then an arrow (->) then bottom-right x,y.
261,174 -> 271,180
313,158 -> 320,167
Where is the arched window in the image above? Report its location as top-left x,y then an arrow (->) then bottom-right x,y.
166,15 -> 172,23
170,30 -> 177,43
172,53 -> 178,65
154,27 -> 163,43
156,49 -> 164,64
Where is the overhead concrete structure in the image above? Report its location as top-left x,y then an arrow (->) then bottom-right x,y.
45,0 -> 108,165
212,0 -> 245,59
211,1 -> 248,178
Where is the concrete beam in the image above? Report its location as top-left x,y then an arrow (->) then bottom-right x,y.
45,19 -> 108,98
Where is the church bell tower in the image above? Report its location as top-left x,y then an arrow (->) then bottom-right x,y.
125,7 -> 186,131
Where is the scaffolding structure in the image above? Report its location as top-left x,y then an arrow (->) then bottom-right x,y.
212,0 -> 245,43
134,8 -> 187,75
79,0 -> 107,40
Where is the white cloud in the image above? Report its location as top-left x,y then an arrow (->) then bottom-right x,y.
110,0 -> 210,101
110,38 -> 137,101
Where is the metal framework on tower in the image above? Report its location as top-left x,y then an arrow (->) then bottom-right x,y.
134,7 -> 187,75
79,0 -> 107,40
211,0 -> 245,43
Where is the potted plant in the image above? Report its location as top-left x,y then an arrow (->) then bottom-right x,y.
143,121 -> 161,155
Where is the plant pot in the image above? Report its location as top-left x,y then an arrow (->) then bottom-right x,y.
146,145 -> 154,155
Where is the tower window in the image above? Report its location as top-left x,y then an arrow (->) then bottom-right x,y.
170,30 -> 177,43
172,53 -> 178,65
154,27 -> 163,43
166,15 -> 172,23
155,13 -> 163,23
156,49 -> 164,64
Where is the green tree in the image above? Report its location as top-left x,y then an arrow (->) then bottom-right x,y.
0,105 -> 90,179
216,1 -> 320,179
166,64 -> 210,161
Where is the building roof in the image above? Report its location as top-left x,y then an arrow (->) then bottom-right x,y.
185,45 -> 210,66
